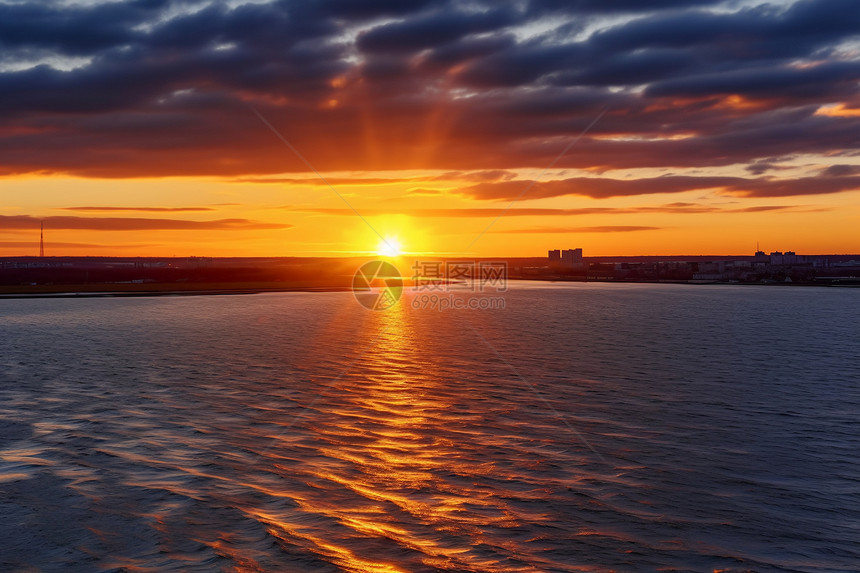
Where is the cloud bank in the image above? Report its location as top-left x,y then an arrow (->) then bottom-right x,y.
0,0 -> 857,200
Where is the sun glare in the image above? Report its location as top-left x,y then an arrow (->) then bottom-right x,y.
376,237 -> 402,257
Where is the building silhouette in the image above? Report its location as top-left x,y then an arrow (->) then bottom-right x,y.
561,248 -> 583,266
548,248 -> 585,269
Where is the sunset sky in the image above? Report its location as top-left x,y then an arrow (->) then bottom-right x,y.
2,0 -> 859,257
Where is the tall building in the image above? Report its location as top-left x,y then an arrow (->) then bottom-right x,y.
548,249 -> 561,262
561,248 -> 583,266
770,251 -> 784,265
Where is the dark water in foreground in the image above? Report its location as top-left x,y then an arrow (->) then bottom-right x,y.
0,282 -> 858,572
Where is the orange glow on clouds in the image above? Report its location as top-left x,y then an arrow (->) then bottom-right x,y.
2,166 -> 859,258
815,104 -> 860,117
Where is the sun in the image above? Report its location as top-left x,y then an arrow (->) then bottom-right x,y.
376,236 -> 402,257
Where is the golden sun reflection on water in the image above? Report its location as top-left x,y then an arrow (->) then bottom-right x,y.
251,302 -> 526,572
3,289 -> 855,572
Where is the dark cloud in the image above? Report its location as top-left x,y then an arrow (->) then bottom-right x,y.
234,170 -> 515,186
456,1 -> 860,91
357,8 -> 519,54
589,0 -> 860,60
0,0 -> 857,182
552,48 -> 696,87
0,215 -> 291,231
820,164 -> 860,177
0,0 -> 164,54
527,0 -> 724,14
646,61 -> 860,101
456,42 -> 588,87
460,174 -> 860,200
417,34 -> 517,71
317,0 -> 442,19
745,160 -> 795,175
234,175 -> 426,186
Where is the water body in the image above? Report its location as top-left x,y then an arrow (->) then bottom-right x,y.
0,282 -> 857,572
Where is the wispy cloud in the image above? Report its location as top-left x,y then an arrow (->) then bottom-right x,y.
405,188 -> 445,196
0,241 -> 157,249
459,175 -> 860,200
294,203 -> 806,217
59,206 -> 215,212
498,226 -> 663,234
0,215 -> 291,231
233,170 -> 514,186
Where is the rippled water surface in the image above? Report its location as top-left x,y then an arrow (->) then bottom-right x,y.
1,283 -> 858,572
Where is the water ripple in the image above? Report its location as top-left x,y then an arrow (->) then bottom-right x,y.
0,285 -> 857,572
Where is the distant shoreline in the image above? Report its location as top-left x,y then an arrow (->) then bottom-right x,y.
0,282 -> 352,299
512,276 -> 860,288
2,277 -> 857,299
2,254 -> 859,298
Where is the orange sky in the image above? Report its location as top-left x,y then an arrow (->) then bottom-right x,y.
2,1 -> 859,257
3,162 -> 858,258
